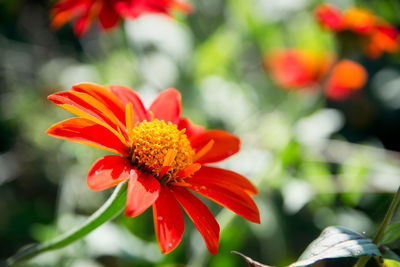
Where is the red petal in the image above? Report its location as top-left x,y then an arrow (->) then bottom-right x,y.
171,186 -> 219,255
185,178 -> 260,224
87,155 -> 132,191
46,117 -> 129,156
178,118 -> 205,138
153,186 -> 184,254
149,88 -> 181,124
125,171 -> 160,218
188,166 -> 258,195
98,2 -> 120,30
73,10 -> 92,36
108,85 -> 149,123
190,130 -> 240,164
48,90 -> 128,143
72,83 -> 125,125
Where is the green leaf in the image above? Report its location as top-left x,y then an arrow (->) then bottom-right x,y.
290,226 -> 382,267
382,247 -> 400,262
383,259 -> 400,267
6,181 -> 128,266
381,222 -> 400,245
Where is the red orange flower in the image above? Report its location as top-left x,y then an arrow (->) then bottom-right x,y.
343,8 -> 375,34
314,3 -> 345,31
46,83 -> 259,254
314,4 -> 399,58
325,59 -> 368,101
265,49 -> 334,89
364,23 -> 399,58
51,0 -> 192,36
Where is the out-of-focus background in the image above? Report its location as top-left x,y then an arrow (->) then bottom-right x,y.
1,0 -> 400,266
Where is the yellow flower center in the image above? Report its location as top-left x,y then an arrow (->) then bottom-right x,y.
130,119 -> 194,180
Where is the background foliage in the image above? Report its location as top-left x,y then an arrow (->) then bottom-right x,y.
1,0 -> 400,266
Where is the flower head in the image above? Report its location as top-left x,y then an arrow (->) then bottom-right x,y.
265,48 -> 334,89
314,3 -> 345,31
325,59 -> 368,101
314,4 -> 399,58
47,83 -> 260,254
51,0 -> 192,36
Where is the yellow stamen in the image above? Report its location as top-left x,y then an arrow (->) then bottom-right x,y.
192,139 -> 214,162
130,119 -> 194,180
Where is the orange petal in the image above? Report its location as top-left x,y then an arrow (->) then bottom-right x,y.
153,185 -> 185,254
178,117 -> 205,138
108,85 -> 149,123
190,130 -> 240,164
187,166 -> 258,195
72,83 -> 126,125
125,171 -> 160,218
87,155 -> 132,191
171,186 -> 220,255
46,117 -> 129,156
48,90 -> 128,144
149,88 -> 181,124
185,179 -> 260,224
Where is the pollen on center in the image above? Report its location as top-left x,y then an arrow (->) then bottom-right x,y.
130,119 -> 194,179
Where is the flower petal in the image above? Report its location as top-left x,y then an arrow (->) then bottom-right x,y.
48,90 -> 127,143
87,155 -> 132,191
185,178 -> 260,224
46,117 -> 129,156
72,83 -> 126,125
153,186 -> 184,254
171,186 -> 219,255
190,130 -> 240,164
149,88 -> 181,124
98,2 -> 120,30
108,85 -> 149,123
188,166 -> 258,195
178,118 -> 205,138
125,171 -> 160,218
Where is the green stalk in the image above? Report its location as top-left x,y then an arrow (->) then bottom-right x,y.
354,186 -> 400,267
6,181 -> 128,266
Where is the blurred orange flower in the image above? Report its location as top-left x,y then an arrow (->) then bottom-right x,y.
325,59 -> 368,101
47,83 -> 259,254
51,0 -> 192,36
343,8 -> 375,34
314,3 -> 399,58
265,49 -> 334,89
365,23 -> 399,58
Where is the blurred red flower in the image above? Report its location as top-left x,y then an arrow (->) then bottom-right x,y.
325,59 -> 368,101
314,3 -> 399,58
365,23 -> 399,58
265,48 -> 334,89
51,0 -> 192,36
314,3 -> 345,31
47,83 -> 259,254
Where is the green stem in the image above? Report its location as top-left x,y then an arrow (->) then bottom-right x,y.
354,186 -> 400,267
6,182 -> 128,266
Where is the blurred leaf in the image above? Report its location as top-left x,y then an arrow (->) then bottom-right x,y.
290,226 -> 382,267
232,251 -> 274,267
381,222 -> 400,245
7,182 -> 127,265
381,247 -> 400,262
383,259 -> 400,267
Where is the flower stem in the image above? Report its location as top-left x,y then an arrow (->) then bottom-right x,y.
6,182 -> 128,266
354,186 -> 400,267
